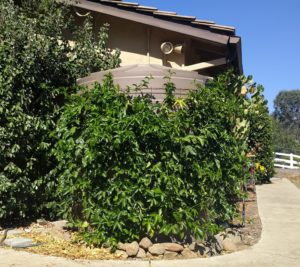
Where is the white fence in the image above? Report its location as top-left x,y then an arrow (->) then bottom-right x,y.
274,152 -> 300,170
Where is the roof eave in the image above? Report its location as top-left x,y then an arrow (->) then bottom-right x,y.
229,36 -> 243,74
74,0 -> 230,45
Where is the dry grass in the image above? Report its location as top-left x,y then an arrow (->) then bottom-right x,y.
274,168 -> 300,189
5,223 -> 121,260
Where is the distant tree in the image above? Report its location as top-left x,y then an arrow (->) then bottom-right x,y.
273,90 -> 300,153
274,90 -> 300,134
272,118 -> 300,154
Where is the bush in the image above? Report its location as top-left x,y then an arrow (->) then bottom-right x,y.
52,72 -> 258,247
0,0 -> 120,223
247,85 -> 274,183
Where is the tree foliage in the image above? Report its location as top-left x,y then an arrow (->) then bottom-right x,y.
0,0 -> 120,223
274,90 -> 300,137
272,118 -> 300,154
273,90 -> 300,154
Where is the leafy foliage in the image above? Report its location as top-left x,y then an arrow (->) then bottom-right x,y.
52,71 -> 271,247
0,1 -> 273,246
247,85 -> 274,183
0,0 -> 120,223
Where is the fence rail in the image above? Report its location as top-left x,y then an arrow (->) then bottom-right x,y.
274,152 -> 300,169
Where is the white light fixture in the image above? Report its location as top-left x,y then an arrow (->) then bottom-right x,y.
161,42 -> 184,55
160,42 -> 174,55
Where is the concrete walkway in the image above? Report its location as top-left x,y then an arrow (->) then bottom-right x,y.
1,178 -> 300,267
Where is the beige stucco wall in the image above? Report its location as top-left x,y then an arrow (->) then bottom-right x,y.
91,13 -> 186,69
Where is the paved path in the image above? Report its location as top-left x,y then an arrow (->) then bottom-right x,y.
0,178 -> 300,267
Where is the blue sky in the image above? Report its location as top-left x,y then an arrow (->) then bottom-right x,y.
132,0 -> 300,112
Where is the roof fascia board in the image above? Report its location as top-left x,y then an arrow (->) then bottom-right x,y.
74,0 -> 229,45
229,36 -> 243,74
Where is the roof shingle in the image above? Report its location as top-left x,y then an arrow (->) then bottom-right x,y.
92,0 -> 236,35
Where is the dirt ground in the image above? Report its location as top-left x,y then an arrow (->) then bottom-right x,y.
232,189 -> 262,249
274,168 -> 300,188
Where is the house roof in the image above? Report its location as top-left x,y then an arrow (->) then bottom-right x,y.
73,0 -> 243,73
84,0 -> 236,35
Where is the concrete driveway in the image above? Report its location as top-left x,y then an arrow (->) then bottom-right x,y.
1,178 -> 300,267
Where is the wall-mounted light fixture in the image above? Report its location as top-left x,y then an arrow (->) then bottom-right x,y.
160,42 -> 184,55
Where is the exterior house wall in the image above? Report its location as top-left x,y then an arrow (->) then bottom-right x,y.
71,0 -> 243,75
92,13 -> 186,69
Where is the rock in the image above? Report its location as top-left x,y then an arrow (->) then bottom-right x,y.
4,238 -> 35,248
115,250 -> 128,259
222,238 -> 237,252
117,242 -> 127,251
1,229 -> 23,236
51,220 -> 68,230
195,243 -> 209,256
24,228 -> 32,233
146,251 -> 153,258
162,242 -> 184,252
164,251 -> 178,259
226,228 -> 238,235
139,237 -> 153,250
125,241 -> 139,257
213,234 -> 224,253
156,255 -> 164,259
242,235 -> 255,245
209,247 -> 217,256
136,248 -> 146,258
148,244 -> 165,255
227,232 -> 242,244
181,248 -> 198,258
189,242 -> 196,251
36,219 -> 48,226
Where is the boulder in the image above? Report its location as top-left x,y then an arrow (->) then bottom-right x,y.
222,238 -> 237,252
164,251 -> 178,259
136,248 -> 146,258
162,242 -> 184,252
125,241 -> 139,257
146,251 -> 153,258
188,242 -> 196,251
195,243 -> 209,256
36,219 -> 48,226
181,248 -> 198,258
139,237 -> 153,250
227,233 -> 242,244
51,220 -> 68,230
4,238 -> 35,248
115,250 -> 128,259
117,242 -> 127,251
148,244 -> 165,255
213,234 -> 224,253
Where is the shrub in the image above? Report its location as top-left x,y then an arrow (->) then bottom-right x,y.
53,72 -> 256,247
0,0 -> 120,223
247,85 -> 274,183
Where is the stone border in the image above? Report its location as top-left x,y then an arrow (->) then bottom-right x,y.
114,228 -> 245,260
